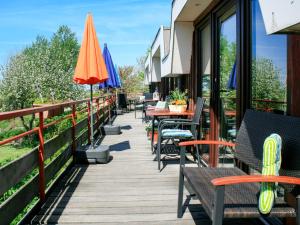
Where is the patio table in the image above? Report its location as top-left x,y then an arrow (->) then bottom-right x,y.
145,109 -> 194,152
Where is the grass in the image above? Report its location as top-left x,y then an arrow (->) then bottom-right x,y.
0,145 -> 32,168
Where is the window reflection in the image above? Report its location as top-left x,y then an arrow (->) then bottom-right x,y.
219,13 -> 237,142
251,0 -> 287,114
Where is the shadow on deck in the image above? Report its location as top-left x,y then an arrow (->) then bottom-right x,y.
31,112 -> 265,225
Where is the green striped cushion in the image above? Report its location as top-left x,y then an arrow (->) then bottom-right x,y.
258,133 -> 282,215
161,129 -> 193,138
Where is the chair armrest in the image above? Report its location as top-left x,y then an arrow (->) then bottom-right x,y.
160,118 -> 192,123
211,175 -> 300,186
178,140 -> 236,148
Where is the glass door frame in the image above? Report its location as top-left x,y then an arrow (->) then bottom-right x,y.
196,17 -> 212,165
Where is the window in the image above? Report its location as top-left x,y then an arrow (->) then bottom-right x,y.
251,0 -> 287,114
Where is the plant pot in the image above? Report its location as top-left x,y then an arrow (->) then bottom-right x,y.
169,104 -> 187,113
149,131 -> 158,143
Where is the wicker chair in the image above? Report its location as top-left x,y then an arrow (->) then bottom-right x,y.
156,97 -> 204,171
177,110 -> 300,225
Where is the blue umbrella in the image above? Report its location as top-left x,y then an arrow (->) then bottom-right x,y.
114,64 -> 122,88
99,43 -> 119,89
227,61 -> 237,90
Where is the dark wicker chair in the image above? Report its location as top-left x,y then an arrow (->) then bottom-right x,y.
117,93 -> 129,112
134,100 -> 143,119
143,92 -> 153,100
177,110 -> 300,225
156,97 -> 204,171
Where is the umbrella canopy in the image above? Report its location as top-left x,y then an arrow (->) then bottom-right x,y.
73,14 -> 108,84
114,64 -> 122,87
99,44 -> 121,89
73,13 -> 108,148
227,61 -> 237,90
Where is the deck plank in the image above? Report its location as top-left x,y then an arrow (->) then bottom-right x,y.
32,112 -> 263,225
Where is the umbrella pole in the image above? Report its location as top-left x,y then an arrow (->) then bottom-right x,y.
90,84 -> 94,147
116,89 -> 118,109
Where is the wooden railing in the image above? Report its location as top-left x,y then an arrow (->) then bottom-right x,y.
0,95 -> 116,225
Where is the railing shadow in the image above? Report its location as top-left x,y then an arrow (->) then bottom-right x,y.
32,164 -> 88,224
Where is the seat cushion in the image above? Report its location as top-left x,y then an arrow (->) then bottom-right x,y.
162,129 -> 193,138
182,167 -> 295,219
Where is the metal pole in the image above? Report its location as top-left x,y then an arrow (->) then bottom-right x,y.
90,84 -> 94,147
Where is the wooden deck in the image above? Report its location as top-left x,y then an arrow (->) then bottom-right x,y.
31,112 -> 265,225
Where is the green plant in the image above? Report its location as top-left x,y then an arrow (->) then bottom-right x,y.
145,123 -> 157,132
169,88 -> 188,105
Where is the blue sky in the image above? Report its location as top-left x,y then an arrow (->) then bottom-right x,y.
0,0 -> 171,67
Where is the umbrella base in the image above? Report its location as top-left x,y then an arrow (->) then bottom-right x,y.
103,124 -> 121,135
76,144 -> 110,164
116,109 -> 123,115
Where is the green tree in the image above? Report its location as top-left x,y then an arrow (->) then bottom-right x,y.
0,25 -> 85,130
220,36 -> 236,91
0,53 -> 37,130
47,25 -> 82,101
252,58 -> 286,110
219,36 -> 236,110
118,56 -> 148,96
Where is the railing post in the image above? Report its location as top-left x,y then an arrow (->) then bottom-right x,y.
87,101 -> 91,144
96,98 -> 100,123
72,104 -> 76,155
38,112 -> 45,202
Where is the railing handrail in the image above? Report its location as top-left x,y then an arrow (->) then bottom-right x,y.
0,95 -> 116,225
0,96 -> 109,121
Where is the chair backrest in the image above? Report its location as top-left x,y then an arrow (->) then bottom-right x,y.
235,110 -> 300,194
117,93 -> 127,108
192,97 -> 204,124
139,96 -> 145,102
155,101 -> 168,110
143,93 -> 153,100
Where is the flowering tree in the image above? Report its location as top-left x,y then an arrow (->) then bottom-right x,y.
118,56 -> 148,96
0,25 -> 85,130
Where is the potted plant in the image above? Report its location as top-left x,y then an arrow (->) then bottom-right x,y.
168,88 -> 188,113
145,123 -> 158,141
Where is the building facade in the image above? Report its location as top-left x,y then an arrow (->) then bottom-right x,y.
145,0 -> 300,166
